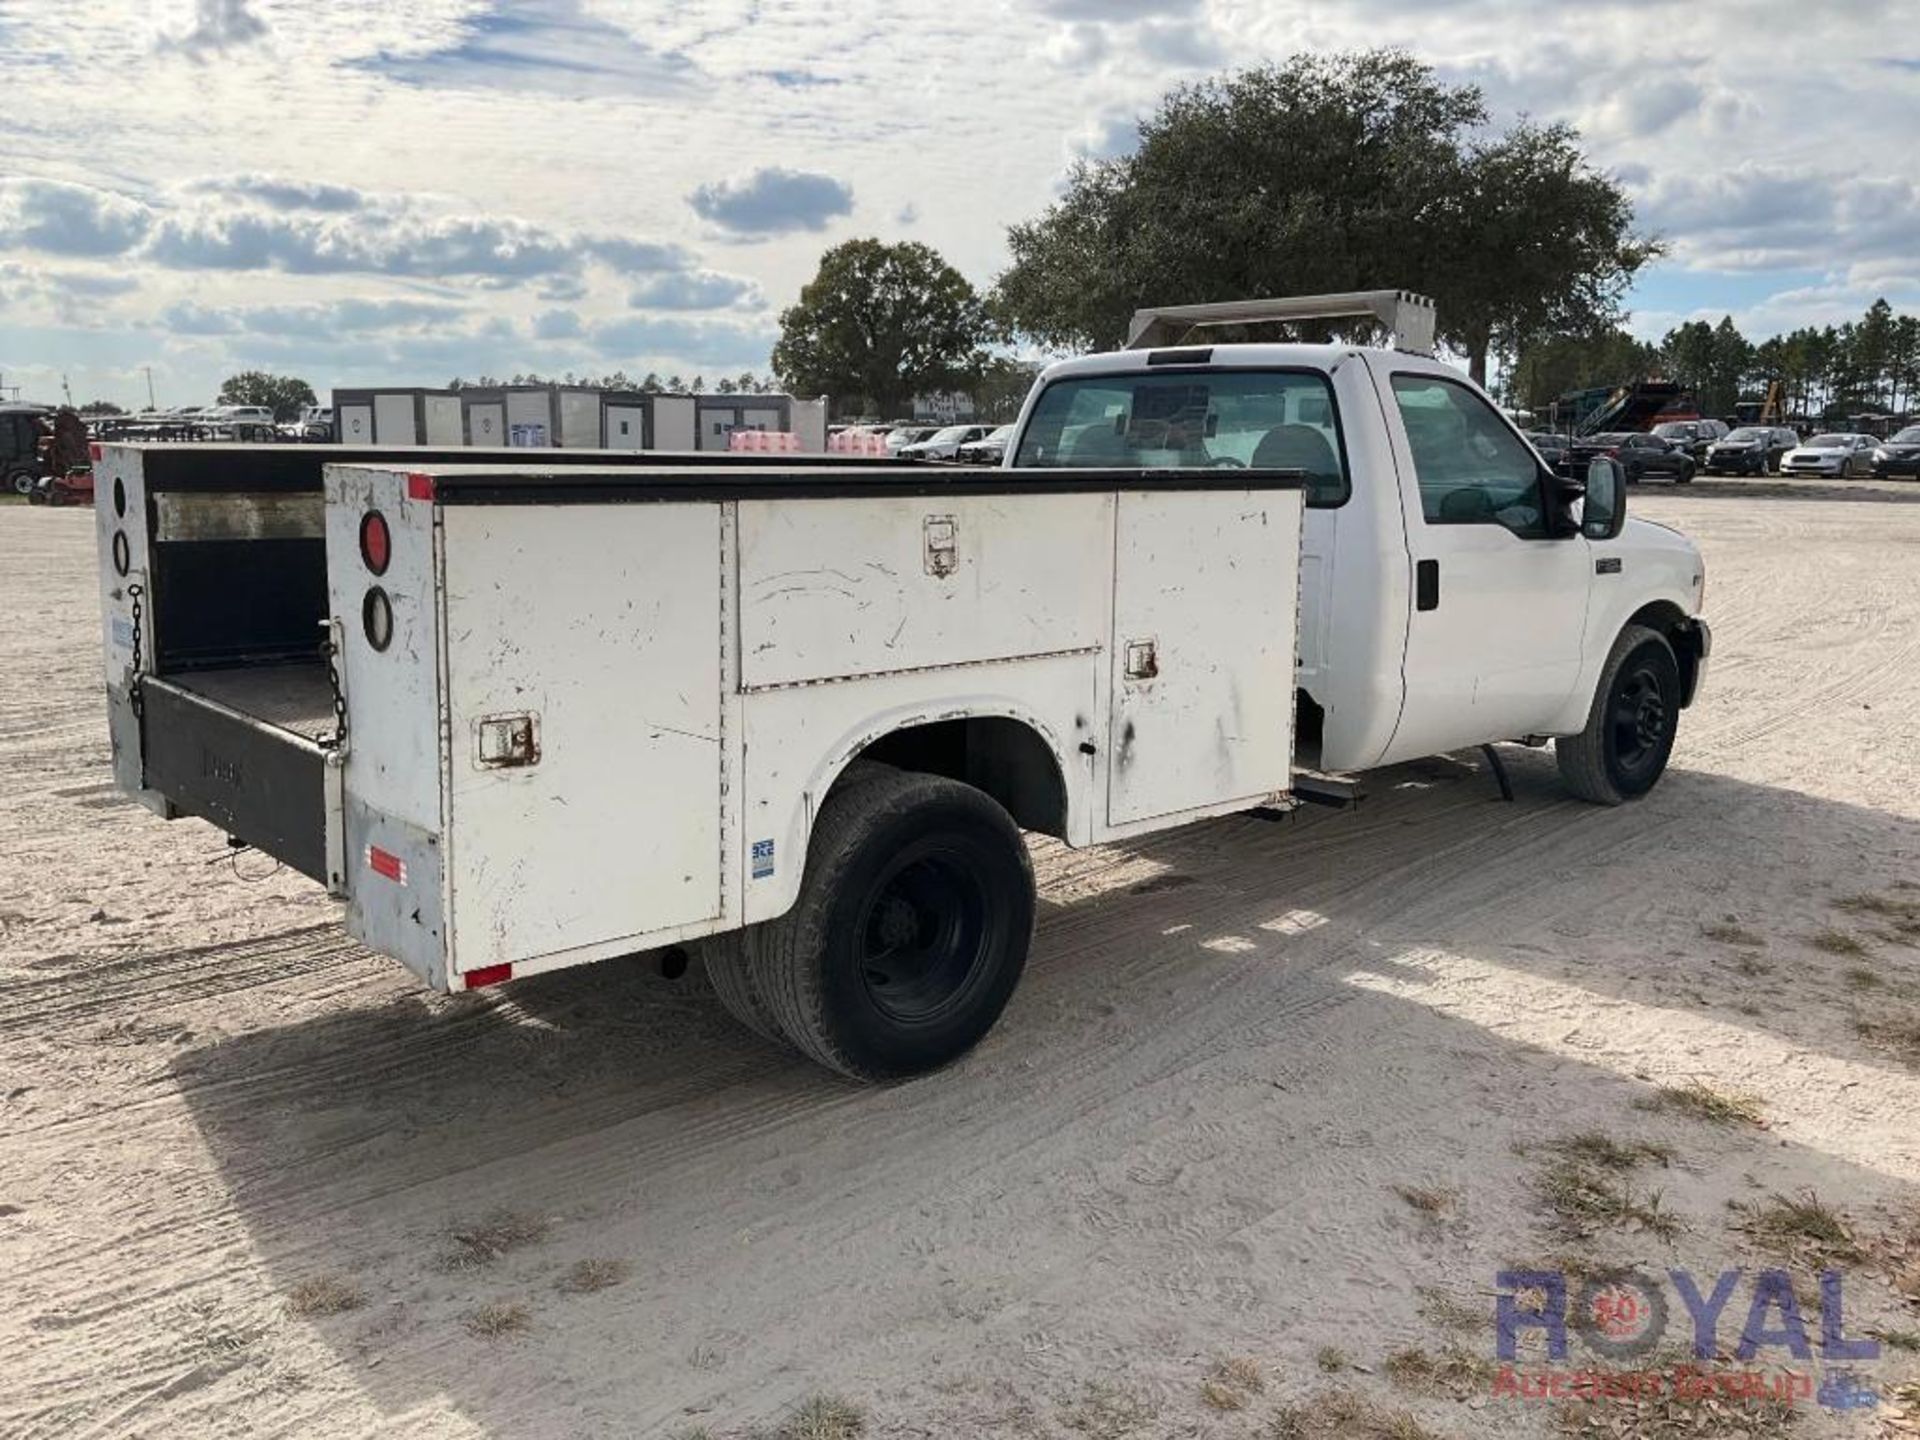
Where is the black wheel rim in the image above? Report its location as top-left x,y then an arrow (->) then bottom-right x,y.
856,844 -> 992,1026
1609,662 -> 1671,776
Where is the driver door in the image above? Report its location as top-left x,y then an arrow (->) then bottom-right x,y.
1371,362 -> 1592,760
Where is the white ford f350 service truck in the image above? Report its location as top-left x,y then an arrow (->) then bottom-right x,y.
95,292 -> 1708,1080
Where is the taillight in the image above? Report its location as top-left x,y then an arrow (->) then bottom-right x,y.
359,510 -> 391,575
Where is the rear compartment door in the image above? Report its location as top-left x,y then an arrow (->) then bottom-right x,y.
438,501 -> 725,972
1107,488 -> 1300,825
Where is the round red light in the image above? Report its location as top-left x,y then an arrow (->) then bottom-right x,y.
359,510 -> 391,575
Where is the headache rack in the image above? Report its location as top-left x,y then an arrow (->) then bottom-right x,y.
1125,289 -> 1438,355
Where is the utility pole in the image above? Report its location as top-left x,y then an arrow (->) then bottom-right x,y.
145,365 -> 156,410
62,373 -> 74,406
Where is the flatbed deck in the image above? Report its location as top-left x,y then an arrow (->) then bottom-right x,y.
167,663 -> 337,742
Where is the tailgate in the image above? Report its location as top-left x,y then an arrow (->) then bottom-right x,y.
138,663 -> 341,885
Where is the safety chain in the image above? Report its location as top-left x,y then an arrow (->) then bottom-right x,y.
126,583 -> 145,719
320,626 -> 348,752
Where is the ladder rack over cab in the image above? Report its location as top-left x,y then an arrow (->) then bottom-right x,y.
97,444 -> 1307,1079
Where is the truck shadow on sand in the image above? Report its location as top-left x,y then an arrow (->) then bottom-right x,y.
154,751 -> 1920,1435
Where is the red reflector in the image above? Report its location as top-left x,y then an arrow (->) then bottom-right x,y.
359,509 -> 391,575
466,963 -> 513,990
367,845 -> 407,883
406,472 -> 435,502
89,442 -> 103,462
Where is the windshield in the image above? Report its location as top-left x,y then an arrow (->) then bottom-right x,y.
1011,369 -> 1348,505
985,425 -> 1014,442
1723,428 -> 1768,442
1807,434 -> 1850,447
1652,423 -> 1697,438
1892,427 -> 1920,444
927,426 -> 970,444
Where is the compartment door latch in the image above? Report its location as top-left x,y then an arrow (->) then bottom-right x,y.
476,712 -> 540,768
924,515 -> 958,578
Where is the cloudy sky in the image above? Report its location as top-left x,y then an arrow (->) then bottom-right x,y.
1,0 -> 1916,408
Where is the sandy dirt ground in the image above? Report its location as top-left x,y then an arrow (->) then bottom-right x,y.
3,481 -> 1919,1439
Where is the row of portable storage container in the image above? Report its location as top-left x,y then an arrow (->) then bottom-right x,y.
328,385 -> 828,451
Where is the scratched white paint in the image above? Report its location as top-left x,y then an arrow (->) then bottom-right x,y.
736,492 -> 1112,691
438,501 -> 724,969
1108,487 -> 1302,824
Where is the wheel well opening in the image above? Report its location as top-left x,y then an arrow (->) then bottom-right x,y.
1625,601 -> 1701,705
852,718 -> 1068,839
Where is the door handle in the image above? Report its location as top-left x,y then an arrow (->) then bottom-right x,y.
1416,558 -> 1440,612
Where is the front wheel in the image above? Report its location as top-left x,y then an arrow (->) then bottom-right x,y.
1556,625 -> 1682,805
729,769 -> 1035,1079
6,467 -> 34,496
1676,460 -> 1695,484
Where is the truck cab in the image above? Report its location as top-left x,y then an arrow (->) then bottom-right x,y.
1005,291 -> 1709,800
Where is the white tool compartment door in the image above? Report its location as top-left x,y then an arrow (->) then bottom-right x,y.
339,405 -> 373,444
440,502 -> 723,969
1108,488 -> 1301,826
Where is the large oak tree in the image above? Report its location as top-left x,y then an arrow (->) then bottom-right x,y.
994,50 -> 1659,383
773,239 -> 986,418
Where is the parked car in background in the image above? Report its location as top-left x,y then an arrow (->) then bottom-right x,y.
1569,431 -> 1695,483
897,423 -> 992,461
885,425 -> 939,454
1782,433 -> 1877,477
1651,419 -> 1730,461
281,405 -> 333,441
958,423 -> 1015,464
1526,431 -> 1571,467
1703,426 -> 1797,475
1871,425 -> 1920,479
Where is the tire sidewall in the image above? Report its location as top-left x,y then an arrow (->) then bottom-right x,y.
809,786 -> 1032,1077
1601,634 -> 1681,799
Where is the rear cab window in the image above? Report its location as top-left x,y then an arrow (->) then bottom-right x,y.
1011,368 -> 1350,507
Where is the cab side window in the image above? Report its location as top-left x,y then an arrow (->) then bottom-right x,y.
1390,375 -> 1545,537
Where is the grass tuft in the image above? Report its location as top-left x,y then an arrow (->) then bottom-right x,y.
1809,927 -> 1869,956
1733,1191 -> 1862,1266
1266,1390 -> 1448,1440
286,1274 -> 365,1317
1633,1080 -> 1766,1128
437,1208 -> 552,1271
1393,1184 -> 1458,1216
773,1394 -> 865,1440
1531,1134 -> 1680,1239
1701,920 -> 1765,948
1199,1355 -> 1265,1410
1056,1379 -> 1155,1437
1549,1133 -> 1675,1171
1382,1343 -> 1493,1399
462,1300 -> 531,1339
556,1257 -> 630,1294
1315,1344 -> 1350,1373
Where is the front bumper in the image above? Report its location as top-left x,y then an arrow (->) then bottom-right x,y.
1873,457 -> 1920,478
1705,451 -> 1764,473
